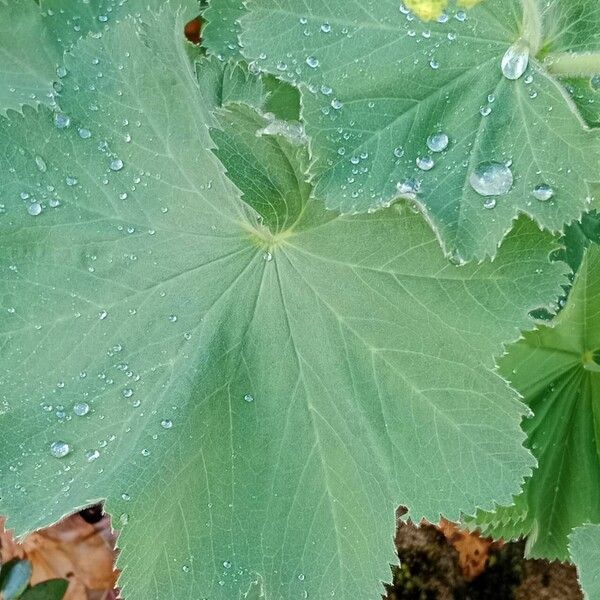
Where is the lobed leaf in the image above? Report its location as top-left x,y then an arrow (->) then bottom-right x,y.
237,0 -> 600,260
0,1 -> 570,599
570,524 -> 600,600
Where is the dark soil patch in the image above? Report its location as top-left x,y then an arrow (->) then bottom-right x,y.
385,520 -> 582,600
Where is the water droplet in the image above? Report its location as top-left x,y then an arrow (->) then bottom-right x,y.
393,146 -> 405,158
483,198 -> 497,209
54,112 -> 71,128
263,251 -> 273,262
110,158 -> 124,171
27,202 -> 42,216
480,105 -> 492,117
416,155 -> 434,171
321,23 -> 331,33
161,419 -> 173,429
66,175 -> 78,186
591,75 -> 600,91
48,197 -> 61,208
169,314 -> 178,322
35,155 -> 47,172
501,40 -> 529,80
244,394 -> 254,403
119,513 -> 129,526
331,99 -> 343,110
56,66 -> 68,78
99,309 -> 108,320
122,388 -> 133,398
98,14 -> 108,22
182,565 -> 190,573
533,184 -> 554,202
50,441 -> 71,458
298,573 -> 305,581
396,178 -> 421,197
78,128 -> 91,139
469,162 -> 513,197
455,10 -> 467,21
73,402 -> 90,416
85,449 -> 100,462
426,133 -> 449,153
121,493 -> 131,501
429,58 -> 439,69
223,561 -> 232,569
306,56 -> 319,68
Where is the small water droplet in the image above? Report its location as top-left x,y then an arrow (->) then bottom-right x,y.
121,493 -> 131,501
591,75 -> 600,91
393,146 -> 405,158
306,56 -> 319,68
122,388 -> 133,398
533,184 -> 554,202
119,513 -> 129,526
223,561 -> 232,569
480,105 -> 492,117
35,155 -> 47,172
54,112 -> 71,128
483,198 -> 497,209
99,309 -> 108,320
263,251 -> 273,262
110,158 -> 124,171
244,394 -> 254,403
321,22 -> 331,33
298,573 -> 305,581
50,441 -> 71,458
331,98 -> 343,110
169,314 -> 178,322
85,449 -> 100,462
73,402 -> 90,416
161,419 -> 173,429
426,133 -> 449,153
182,565 -> 190,573
78,128 -> 91,139
469,162 -> 513,197
66,175 -> 78,186
27,202 -> 42,216
56,66 -> 68,78
416,155 -> 434,171
501,40 -> 529,80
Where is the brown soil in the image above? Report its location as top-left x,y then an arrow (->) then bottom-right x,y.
385,519 -> 583,600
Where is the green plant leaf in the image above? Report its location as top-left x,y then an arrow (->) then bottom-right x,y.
0,0 -> 61,113
0,4 -> 567,599
20,580 -> 68,600
476,245 -> 600,560
202,0 -> 244,59
570,524 -> 600,600
237,0 -> 600,260
0,560 -> 33,600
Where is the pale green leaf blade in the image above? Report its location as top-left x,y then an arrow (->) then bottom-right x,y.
0,0 -> 61,113
571,524 -> 600,600
238,0 -> 600,260
0,5 -> 566,600
202,0 -> 244,59
476,245 -> 600,560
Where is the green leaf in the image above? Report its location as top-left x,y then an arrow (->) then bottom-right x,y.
562,77 -> 600,129
20,580 -> 68,600
202,0 -> 244,59
0,560 -> 33,600
476,245 -> 600,560
238,0 -> 600,260
571,524 -> 600,600
0,0 -> 61,113
0,4 -> 567,599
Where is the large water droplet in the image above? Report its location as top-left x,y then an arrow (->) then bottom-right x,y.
469,162 -> 513,197
533,184 -> 554,202
426,133 -> 449,153
501,41 -> 529,80
416,155 -> 434,171
50,441 -> 71,458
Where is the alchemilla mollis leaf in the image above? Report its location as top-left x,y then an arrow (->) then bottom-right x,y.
570,524 -> 600,600
0,1 -> 571,599
237,0 -> 600,260
476,245 -> 600,561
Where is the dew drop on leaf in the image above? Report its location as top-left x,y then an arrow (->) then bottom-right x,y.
78,128 -> 92,139
533,184 -> 554,202
306,56 -> 319,68
54,112 -> 71,129
50,441 -> 71,458
426,133 -> 449,153
35,155 -> 47,172
73,402 -> 90,416
161,419 -> 173,429
85,449 -> 100,462
27,202 -> 42,216
244,394 -> 254,403
483,198 -> 497,209
501,41 -> 529,80
110,158 -> 124,171
469,162 -> 513,197
416,155 -> 434,171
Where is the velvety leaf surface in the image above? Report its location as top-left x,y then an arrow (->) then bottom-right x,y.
0,0 -> 61,113
571,523 -> 600,600
477,245 -> 600,560
0,3 -> 567,599
238,0 -> 600,260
